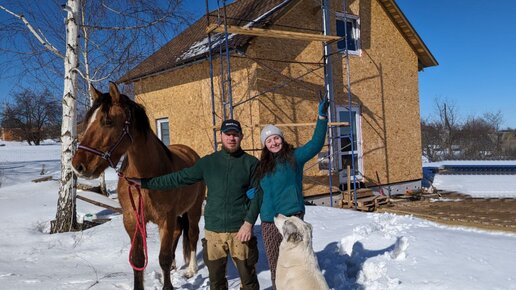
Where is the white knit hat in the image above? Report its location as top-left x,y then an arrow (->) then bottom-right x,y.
260,124 -> 283,145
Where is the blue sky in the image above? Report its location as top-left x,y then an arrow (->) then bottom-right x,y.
1,1 -> 515,128
396,0 -> 516,128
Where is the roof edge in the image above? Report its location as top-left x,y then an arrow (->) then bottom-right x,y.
378,0 -> 438,70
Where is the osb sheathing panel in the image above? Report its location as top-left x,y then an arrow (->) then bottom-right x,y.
132,0 -> 424,196
246,1 -> 337,196
247,0 -> 422,195
329,0 -> 423,186
133,57 -> 261,158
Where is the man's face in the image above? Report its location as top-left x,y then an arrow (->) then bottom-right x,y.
221,130 -> 243,153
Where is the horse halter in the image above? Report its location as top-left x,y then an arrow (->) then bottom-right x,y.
77,110 -> 133,170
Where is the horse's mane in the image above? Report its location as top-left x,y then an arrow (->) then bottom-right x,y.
83,91 -> 174,162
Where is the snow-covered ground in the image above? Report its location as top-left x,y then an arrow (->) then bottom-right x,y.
1,141 -> 516,290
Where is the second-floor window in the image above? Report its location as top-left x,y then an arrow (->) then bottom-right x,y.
336,13 -> 360,54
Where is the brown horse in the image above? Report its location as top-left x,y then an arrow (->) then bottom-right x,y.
72,82 -> 205,290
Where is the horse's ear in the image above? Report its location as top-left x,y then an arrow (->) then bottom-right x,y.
109,82 -> 121,103
89,84 -> 102,102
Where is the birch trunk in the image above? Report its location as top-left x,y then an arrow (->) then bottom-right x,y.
51,0 -> 80,233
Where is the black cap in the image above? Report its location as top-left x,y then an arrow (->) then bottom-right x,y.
220,119 -> 242,133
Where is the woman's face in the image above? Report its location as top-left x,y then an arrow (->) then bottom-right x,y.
265,135 -> 283,153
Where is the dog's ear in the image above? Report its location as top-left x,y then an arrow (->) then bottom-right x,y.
283,220 -> 303,244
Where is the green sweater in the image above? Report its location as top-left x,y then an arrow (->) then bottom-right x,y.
246,118 -> 328,223
141,148 -> 258,233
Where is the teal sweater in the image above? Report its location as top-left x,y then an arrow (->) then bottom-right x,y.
141,149 -> 258,233
246,118 -> 328,223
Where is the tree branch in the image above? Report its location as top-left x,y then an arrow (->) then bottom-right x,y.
0,5 -> 65,59
80,14 -> 171,31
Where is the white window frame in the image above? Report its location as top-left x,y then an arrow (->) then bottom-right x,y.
336,106 -> 364,184
335,12 -> 361,55
156,118 -> 170,145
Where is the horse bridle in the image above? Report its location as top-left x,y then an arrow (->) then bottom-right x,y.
77,111 -> 133,170
78,109 -> 148,271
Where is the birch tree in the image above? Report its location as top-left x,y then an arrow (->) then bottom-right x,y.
0,0 -> 79,233
0,0 -> 189,233
54,0 -> 80,233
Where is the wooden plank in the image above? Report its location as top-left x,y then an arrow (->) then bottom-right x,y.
357,196 -> 377,206
343,188 -> 374,200
346,166 -> 351,197
268,122 -> 349,128
375,196 -> 389,206
32,175 -> 53,183
206,24 -> 342,42
341,195 -> 380,212
77,191 -> 123,213
340,199 -> 352,208
214,122 -> 349,131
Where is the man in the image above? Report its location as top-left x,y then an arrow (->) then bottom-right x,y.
128,119 -> 259,290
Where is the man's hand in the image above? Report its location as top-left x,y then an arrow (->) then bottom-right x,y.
125,177 -> 142,187
236,221 -> 253,242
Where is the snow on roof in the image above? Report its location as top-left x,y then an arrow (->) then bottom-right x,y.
176,33 -> 235,62
176,0 -> 291,62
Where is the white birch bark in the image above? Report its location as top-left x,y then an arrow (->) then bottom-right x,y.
52,0 -> 80,233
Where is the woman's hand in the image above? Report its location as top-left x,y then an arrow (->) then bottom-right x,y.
246,187 -> 256,199
318,96 -> 329,118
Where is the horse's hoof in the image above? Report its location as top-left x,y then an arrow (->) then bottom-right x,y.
183,270 -> 195,279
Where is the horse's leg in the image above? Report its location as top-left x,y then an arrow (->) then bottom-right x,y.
184,189 -> 204,278
159,216 -> 180,290
123,214 -> 145,290
170,216 -> 183,271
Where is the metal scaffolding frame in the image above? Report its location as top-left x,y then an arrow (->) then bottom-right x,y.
204,0 -> 360,208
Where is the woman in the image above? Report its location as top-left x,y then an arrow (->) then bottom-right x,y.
243,98 -> 329,289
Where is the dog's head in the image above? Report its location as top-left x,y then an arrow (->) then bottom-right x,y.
274,214 -> 313,248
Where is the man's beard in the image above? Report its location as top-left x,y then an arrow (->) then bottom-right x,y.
222,144 -> 239,153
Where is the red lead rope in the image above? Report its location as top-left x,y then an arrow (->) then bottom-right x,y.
118,172 -> 148,272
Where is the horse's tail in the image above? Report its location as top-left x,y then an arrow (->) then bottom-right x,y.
180,213 -> 191,264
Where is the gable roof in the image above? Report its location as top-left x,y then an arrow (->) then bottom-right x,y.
120,0 -> 437,83
119,0 -> 295,83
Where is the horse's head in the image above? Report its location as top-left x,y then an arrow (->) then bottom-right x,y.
72,82 -> 149,179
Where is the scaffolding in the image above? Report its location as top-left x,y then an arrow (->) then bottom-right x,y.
204,0 -> 365,209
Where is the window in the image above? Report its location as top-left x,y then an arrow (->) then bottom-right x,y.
336,106 -> 363,183
336,13 -> 360,54
156,118 -> 170,145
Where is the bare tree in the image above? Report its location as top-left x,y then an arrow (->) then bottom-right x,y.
484,111 -> 504,157
421,98 -> 462,161
435,99 -> 461,159
420,118 -> 442,161
421,97 -> 511,161
0,89 -> 60,145
0,0 -> 189,232
459,116 -> 495,159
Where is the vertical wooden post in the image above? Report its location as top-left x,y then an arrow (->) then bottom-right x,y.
347,165 -> 351,206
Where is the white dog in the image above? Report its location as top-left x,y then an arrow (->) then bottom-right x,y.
274,214 -> 329,290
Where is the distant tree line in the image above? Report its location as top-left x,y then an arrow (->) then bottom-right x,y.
421,99 -> 516,161
1,88 -> 61,145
